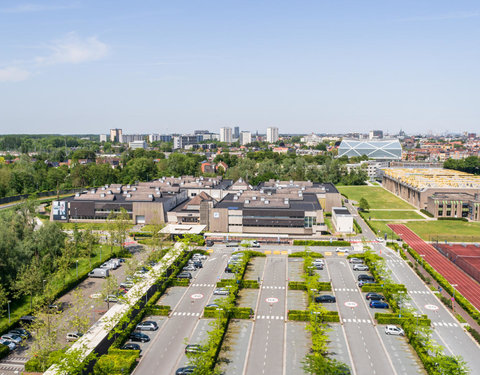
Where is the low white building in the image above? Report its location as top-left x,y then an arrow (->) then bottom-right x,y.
129,140 -> 147,149
332,207 -> 353,233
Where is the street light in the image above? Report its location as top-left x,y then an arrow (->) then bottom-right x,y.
43,279 -> 47,290
76,260 -> 79,279
7,300 -> 11,324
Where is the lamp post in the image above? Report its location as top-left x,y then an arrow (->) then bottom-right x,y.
7,300 -> 11,324
76,260 -> 79,279
451,284 -> 458,313
43,279 -> 47,290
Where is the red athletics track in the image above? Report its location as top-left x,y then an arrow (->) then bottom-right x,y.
389,224 -> 480,311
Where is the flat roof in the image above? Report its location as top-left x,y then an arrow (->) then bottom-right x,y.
384,168 -> 480,190
333,207 -> 351,215
160,224 -> 206,234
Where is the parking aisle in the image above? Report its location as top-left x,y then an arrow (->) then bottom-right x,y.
244,256 -> 288,375
328,258 -> 397,375
132,253 -> 229,375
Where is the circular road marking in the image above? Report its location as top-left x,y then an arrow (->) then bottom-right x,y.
425,304 -> 439,311
191,293 -> 204,300
344,301 -> 358,308
90,293 -> 102,299
265,297 -> 279,304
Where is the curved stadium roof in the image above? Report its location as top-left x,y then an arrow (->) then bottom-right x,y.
338,139 -> 402,160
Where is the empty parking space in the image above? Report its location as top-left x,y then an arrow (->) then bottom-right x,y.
177,318 -> 216,368
216,320 -> 253,375
327,324 -> 353,371
244,256 -> 265,280
237,288 -> 260,310
285,322 -> 310,375
157,286 -> 187,307
288,258 -> 304,282
287,290 -> 308,311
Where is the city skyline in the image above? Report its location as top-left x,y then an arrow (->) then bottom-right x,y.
1,1 -> 480,134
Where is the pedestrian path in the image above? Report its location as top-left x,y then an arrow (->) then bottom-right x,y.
343,318 -> 373,324
191,283 -> 215,287
256,315 -> 284,320
432,321 -> 459,327
334,288 -> 358,292
171,312 -> 201,317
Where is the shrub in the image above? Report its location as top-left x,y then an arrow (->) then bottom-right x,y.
466,326 -> 480,344
169,278 -> 190,287
0,344 -> 10,360
289,251 -> 324,258
293,240 -> 350,246
289,281 -> 307,290
93,349 -> 139,375
353,219 -> 363,234
231,307 -> 254,319
146,305 -> 171,316
241,280 -> 259,289
438,217 -> 468,222
374,313 -> 430,326
361,284 -> 384,292
288,310 -> 339,322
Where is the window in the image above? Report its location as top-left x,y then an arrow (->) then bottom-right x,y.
438,211 -> 443,216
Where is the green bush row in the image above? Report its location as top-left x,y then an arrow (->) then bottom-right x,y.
241,280 -> 259,289
293,240 -> 350,246
288,251 -> 324,258
420,209 -> 434,218
231,307 -> 254,319
353,219 -> 363,234
438,217 -> 468,222
288,281 -> 307,290
375,313 -> 431,326
288,310 -> 340,322
0,345 -> 9,361
361,284 -> 384,292
93,349 -> 139,375
466,326 -> 480,345
169,278 -> 190,287
146,305 -> 171,316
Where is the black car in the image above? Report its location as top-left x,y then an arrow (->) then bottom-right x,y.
206,240 -> 214,247
315,295 -> 336,303
122,343 -> 141,352
193,261 -> 203,269
19,315 -> 37,325
176,366 -> 196,375
177,272 -> 192,279
129,332 -> 150,343
9,328 -> 31,339
358,274 -> 375,282
365,293 -> 385,301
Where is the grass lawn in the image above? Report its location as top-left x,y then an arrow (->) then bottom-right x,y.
366,210 -> 423,220
405,221 -> 480,242
140,224 -> 165,232
59,222 -> 133,231
337,186 -> 415,210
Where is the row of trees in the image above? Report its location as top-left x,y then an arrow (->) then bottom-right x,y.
444,156 -> 480,175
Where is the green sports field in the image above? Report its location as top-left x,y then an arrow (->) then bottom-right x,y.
337,186 -> 415,210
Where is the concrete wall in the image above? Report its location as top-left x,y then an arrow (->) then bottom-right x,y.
324,192 -> 342,212
209,207 -> 229,232
132,202 -> 165,224
332,213 -> 353,233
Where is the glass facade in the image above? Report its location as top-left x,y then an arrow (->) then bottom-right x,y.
338,140 -> 402,160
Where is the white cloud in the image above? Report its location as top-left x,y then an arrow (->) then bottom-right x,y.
0,66 -> 30,82
36,32 -> 109,65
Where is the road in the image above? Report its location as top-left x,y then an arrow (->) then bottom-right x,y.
346,201 -> 480,371
328,258 -> 397,375
132,252 -> 229,375
243,256 -> 287,375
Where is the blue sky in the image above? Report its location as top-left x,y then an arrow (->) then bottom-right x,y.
0,0 -> 479,135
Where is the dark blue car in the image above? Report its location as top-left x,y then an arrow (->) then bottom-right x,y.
369,300 -> 389,309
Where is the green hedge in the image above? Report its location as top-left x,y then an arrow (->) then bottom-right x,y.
466,326 -> 480,344
146,305 -> 171,316
361,284 -> 384,292
293,240 -> 350,246
93,349 -> 139,375
0,344 -> 9,360
353,219 -> 363,234
438,217 -> 468,222
231,307 -> 254,319
232,250 -> 266,257
375,313 -> 431,326
420,209 -> 434,218
289,251 -> 324,258
289,281 -> 307,290
24,349 -> 65,372
288,310 -> 340,322
169,278 -> 190,287
241,280 -> 259,289
204,306 -> 224,318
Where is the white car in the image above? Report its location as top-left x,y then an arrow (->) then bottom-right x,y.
213,288 -> 230,296
192,254 -> 207,260
66,332 -> 83,342
385,325 -> 404,336
353,264 -> 369,271
1,334 -> 22,344
377,237 -> 384,242
183,265 -> 196,272
336,247 -> 350,253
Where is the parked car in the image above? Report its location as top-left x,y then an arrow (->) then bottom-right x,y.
105,294 -> 119,303
358,274 -> 375,282
377,237 -> 384,242
385,325 -> 404,336
88,268 -> 109,278
192,253 -> 207,260
183,265 -> 196,272
176,366 -> 196,375
206,239 -> 214,247
130,332 -> 150,343
314,264 -> 324,270
1,334 -> 22,344
0,339 -> 16,351
336,247 -> 350,253
314,295 -> 336,303
225,242 -> 239,247
134,270 -> 148,278
213,288 -> 230,296
177,272 -> 192,279
136,321 -> 158,331
66,332 -> 83,342
369,301 -> 389,309
205,303 -> 221,309
193,261 -> 203,269
241,240 -> 260,248
366,293 -> 385,301
122,343 -> 141,352
19,315 -> 36,325
9,328 -> 30,339
120,281 -> 134,289
185,344 -> 207,353
353,264 -> 369,271
349,258 -> 363,264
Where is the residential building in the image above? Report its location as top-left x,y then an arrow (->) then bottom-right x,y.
234,126 -> 240,139
239,131 -> 252,146
149,134 -> 172,143
173,134 -> 202,149
110,128 -> 122,143
369,130 -> 384,140
266,127 -> 279,143
301,133 -> 323,146
220,127 -> 233,144
121,134 -> 145,143
99,134 -> 107,143
129,140 -> 147,150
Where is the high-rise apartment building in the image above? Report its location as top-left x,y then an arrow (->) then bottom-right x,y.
220,127 -> 233,144
173,135 -> 202,149
149,134 -> 173,143
234,126 -> 240,139
266,127 -> 279,143
239,131 -> 252,146
110,128 -> 123,143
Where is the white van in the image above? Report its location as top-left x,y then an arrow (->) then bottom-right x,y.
88,268 -> 109,278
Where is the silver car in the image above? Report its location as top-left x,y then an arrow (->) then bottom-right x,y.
1,334 -> 22,344
353,264 -> 369,271
0,339 -> 16,351
213,288 -> 230,296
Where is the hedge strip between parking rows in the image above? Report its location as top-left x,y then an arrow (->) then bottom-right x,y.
288,310 -> 340,323
293,240 -> 350,246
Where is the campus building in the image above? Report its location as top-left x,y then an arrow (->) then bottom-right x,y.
382,168 -> 480,219
338,139 -> 402,160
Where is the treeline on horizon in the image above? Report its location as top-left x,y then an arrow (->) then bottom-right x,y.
444,156 -> 480,175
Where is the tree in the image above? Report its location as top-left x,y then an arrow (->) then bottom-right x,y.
67,288 -> 93,335
359,197 -> 370,211
81,224 -> 99,268
14,258 -> 44,309
101,274 -> 119,310
0,284 -> 8,317
107,208 -> 131,253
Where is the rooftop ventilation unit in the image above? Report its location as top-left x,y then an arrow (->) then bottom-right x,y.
233,196 -> 238,200
252,196 -> 257,200
267,191 -> 272,196
260,197 -> 265,201
107,190 -> 112,194
127,193 -> 132,198
90,189 -> 96,194
284,198 -> 289,204
148,194 -> 153,199
265,200 -> 269,204
101,187 -> 106,191
75,192 -> 80,197
133,187 -> 137,191
100,193 -> 106,198
245,199 -> 250,204
260,189 -> 264,194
